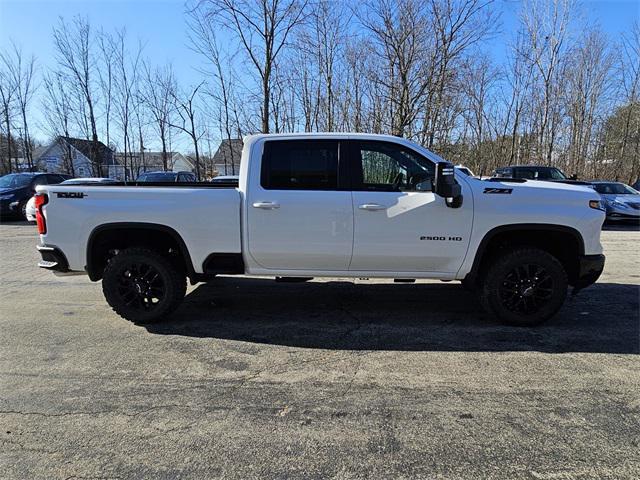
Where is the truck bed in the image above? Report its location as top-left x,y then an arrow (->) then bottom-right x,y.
39,184 -> 242,275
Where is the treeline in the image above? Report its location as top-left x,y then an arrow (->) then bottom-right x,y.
0,0 -> 638,182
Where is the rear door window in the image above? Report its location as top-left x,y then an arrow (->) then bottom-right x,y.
261,140 -> 339,190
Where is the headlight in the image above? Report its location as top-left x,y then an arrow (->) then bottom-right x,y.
589,200 -> 605,211
609,200 -> 630,209
0,194 -> 14,200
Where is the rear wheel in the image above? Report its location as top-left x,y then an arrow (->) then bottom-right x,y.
102,247 -> 186,324
479,248 -> 568,326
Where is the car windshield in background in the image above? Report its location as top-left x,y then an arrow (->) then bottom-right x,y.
138,173 -> 177,182
514,167 -> 567,180
593,183 -> 639,195
0,174 -> 32,188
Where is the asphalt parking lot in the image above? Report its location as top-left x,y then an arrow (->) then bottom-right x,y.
1,221 -> 638,479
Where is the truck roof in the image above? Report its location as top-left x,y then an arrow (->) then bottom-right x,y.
243,132 -> 447,164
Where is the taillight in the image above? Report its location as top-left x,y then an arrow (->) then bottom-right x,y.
35,193 -> 48,234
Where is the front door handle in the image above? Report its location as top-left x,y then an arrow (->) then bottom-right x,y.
252,201 -> 280,210
358,203 -> 387,211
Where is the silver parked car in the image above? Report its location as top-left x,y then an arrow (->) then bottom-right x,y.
589,181 -> 640,222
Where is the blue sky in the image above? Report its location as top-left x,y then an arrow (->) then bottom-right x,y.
0,0 -> 638,147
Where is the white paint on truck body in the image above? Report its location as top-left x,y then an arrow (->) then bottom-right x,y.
38,132 -> 604,279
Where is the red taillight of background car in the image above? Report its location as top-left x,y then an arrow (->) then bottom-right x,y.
35,193 -> 48,234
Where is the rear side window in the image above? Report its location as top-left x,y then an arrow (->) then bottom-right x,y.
32,175 -> 49,187
261,140 -> 339,190
47,174 -> 65,184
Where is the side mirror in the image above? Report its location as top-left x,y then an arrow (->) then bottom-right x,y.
570,173 -> 578,180
434,162 -> 463,208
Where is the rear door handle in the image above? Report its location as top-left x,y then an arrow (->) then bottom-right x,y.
252,201 -> 280,210
358,203 -> 387,211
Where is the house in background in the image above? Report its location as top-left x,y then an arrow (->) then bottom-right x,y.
212,139 -> 243,176
35,136 -> 116,177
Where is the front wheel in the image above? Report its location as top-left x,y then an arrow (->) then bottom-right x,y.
20,201 -> 28,220
102,247 -> 186,324
479,248 -> 568,326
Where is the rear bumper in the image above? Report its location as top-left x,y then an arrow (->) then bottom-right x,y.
37,245 -> 69,273
574,254 -> 605,290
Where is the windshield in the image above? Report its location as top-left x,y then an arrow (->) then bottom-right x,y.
138,173 -> 176,182
0,174 -> 31,188
593,183 -> 639,195
514,167 -> 567,180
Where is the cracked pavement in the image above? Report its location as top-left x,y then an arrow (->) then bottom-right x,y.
0,221 -> 639,479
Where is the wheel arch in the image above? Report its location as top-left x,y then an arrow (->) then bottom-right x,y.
466,224 -> 585,286
86,222 -> 197,282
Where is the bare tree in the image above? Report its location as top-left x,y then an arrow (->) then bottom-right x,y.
141,63 -> 176,171
565,28 -> 613,177
111,29 -> 143,180
187,8 -> 242,169
296,0 -> 349,131
170,83 -> 205,180
0,67 -> 17,172
98,29 -> 116,149
423,0 -> 498,147
42,70 -> 75,175
191,0 -> 309,133
53,16 -> 102,175
520,0 -> 576,164
0,43 -> 37,170
614,21 -> 640,182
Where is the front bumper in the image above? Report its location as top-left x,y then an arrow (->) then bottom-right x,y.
606,211 -> 640,221
0,199 -> 16,216
574,254 -> 605,290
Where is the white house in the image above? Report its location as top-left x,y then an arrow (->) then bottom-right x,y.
34,136 -> 116,177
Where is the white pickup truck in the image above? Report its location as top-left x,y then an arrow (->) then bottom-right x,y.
34,133 -> 606,326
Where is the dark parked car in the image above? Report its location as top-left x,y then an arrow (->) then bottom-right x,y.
0,172 -> 71,219
210,175 -> 239,186
136,171 -> 196,183
493,165 -> 571,181
588,181 -> 640,223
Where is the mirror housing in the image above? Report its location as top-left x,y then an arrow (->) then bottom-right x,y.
434,162 -> 463,208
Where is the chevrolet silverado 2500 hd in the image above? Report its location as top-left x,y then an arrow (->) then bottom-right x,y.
34,133 -> 606,326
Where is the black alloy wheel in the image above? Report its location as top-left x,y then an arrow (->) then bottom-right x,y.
102,247 -> 186,324
115,261 -> 166,313
497,263 -> 554,315
480,247 -> 568,326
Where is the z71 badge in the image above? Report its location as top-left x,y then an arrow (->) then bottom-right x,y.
483,188 -> 513,194
56,192 -> 87,199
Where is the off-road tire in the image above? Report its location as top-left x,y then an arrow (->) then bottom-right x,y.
479,247 -> 568,326
102,247 -> 186,324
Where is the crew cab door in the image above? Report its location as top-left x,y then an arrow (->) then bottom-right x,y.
246,139 -> 353,270
348,140 -> 473,273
